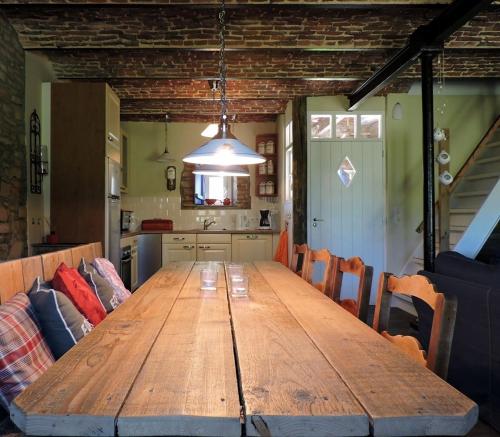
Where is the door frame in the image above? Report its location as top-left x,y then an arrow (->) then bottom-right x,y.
306,110 -> 388,273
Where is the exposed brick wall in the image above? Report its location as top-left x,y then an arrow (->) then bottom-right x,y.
42,49 -> 500,80
0,12 -> 26,261
122,113 -> 278,122
0,1 -> 458,5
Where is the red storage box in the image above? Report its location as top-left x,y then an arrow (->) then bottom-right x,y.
141,219 -> 173,231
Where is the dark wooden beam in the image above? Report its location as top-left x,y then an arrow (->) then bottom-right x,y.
348,0 -> 494,110
292,96 -> 307,246
421,51 -> 436,272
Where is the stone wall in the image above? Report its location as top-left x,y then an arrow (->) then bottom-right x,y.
0,12 -> 26,261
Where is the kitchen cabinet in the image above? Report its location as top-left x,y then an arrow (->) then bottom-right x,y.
162,243 -> 196,264
231,234 -> 273,262
121,130 -> 129,193
197,244 -> 232,261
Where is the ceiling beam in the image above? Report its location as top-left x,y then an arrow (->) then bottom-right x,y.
348,0 -> 495,110
121,113 -> 278,123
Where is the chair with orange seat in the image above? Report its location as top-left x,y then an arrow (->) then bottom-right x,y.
331,256 -> 373,323
302,248 -> 335,296
373,273 -> 457,379
290,243 -> 309,276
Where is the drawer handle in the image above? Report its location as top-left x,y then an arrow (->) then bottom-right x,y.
183,245 -> 194,250
246,235 -> 258,240
199,245 -> 211,249
173,237 -> 185,241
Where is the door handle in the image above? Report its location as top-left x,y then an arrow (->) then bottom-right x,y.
313,218 -> 324,222
173,237 -> 185,241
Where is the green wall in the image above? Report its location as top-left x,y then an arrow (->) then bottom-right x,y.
307,93 -> 499,275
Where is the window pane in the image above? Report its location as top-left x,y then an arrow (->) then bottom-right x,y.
311,115 -> 332,139
360,115 -> 381,139
285,147 -> 293,200
335,115 -> 356,139
337,156 -> 356,188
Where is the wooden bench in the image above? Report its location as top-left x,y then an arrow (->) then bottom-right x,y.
0,243 -> 102,303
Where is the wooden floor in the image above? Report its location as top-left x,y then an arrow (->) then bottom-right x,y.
1,307 -> 498,437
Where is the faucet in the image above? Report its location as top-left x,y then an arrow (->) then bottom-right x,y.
203,218 -> 216,230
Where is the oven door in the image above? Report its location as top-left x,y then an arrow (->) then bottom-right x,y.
120,246 -> 132,291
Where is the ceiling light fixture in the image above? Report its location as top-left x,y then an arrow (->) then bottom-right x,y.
183,0 -> 265,166
192,164 -> 250,177
156,114 -> 176,163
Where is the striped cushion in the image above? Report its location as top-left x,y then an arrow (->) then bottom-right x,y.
92,258 -> 131,304
0,293 -> 55,409
29,278 -> 93,360
78,259 -> 119,313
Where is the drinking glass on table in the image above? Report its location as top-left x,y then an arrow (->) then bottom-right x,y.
227,263 -> 244,279
230,274 -> 249,297
200,268 -> 217,292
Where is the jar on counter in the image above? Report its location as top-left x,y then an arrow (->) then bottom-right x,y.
265,140 -> 275,155
259,181 -> 266,195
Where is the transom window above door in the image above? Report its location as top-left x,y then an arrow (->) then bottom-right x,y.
310,113 -> 382,140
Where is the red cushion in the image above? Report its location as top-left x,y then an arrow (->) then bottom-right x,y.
52,263 -> 106,326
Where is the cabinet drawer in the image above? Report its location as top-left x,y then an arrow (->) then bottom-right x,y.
162,234 -> 196,244
197,233 -> 231,244
162,243 -> 196,265
234,234 -> 273,241
196,244 -> 231,262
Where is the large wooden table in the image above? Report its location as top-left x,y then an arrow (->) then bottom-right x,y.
11,262 -> 478,437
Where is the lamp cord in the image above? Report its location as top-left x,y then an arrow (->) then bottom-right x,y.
218,0 -> 227,124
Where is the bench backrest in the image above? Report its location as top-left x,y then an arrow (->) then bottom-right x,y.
0,242 -> 103,304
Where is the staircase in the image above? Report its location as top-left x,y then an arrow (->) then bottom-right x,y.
448,116 -> 500,250
403,116 -> 500,276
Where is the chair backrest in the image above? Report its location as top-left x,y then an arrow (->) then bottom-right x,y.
290,243 -> 308,275
302,248 -> 334,296
373,273 -> 457,379
331,256 -> 373,323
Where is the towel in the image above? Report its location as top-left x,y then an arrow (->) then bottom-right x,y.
273,229 -> 289,267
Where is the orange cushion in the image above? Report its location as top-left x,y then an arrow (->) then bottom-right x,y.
340,299 -> 358,317
52,263 -> 106,326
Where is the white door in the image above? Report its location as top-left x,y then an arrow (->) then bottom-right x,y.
308,112 -> 385,303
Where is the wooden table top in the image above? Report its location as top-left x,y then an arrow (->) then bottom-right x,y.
11,261 -> 478,437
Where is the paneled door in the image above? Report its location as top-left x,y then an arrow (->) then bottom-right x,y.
308,112 -> 385,303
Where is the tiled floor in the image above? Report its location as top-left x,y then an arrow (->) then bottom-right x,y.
1,308 -> 498,437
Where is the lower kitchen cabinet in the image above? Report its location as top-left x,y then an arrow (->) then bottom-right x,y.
162,243 -> 196,265
231,234 -> 273,262
197,244 -> 232,261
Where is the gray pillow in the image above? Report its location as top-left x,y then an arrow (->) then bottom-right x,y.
78,258 -> 119,313
29,277 -> 93,360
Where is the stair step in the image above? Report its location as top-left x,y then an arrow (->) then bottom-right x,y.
476,156 -> 500,165
454,190 -> 489,198
464,172 -> 499,181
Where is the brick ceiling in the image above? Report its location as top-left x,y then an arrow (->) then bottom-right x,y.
1,1 -> 499,122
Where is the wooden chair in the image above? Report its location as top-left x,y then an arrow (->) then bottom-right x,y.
302,248 -> 334,296
331,256 -> 373,323
373,273 -> 457,379
290,243 -> 308,276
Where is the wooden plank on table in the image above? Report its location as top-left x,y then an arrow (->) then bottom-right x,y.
229,263 -> 368,437
10,262 -> 194,437
255,261 -> 478,437
118,263 -> 241,437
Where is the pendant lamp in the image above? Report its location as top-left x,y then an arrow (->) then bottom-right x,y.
156,114 -> 175,163
183,0 -> 265,167
192,164 -> 250,177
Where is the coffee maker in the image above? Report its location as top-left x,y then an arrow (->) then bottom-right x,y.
259,210 -> 272,229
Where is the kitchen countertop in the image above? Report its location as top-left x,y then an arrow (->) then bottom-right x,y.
121,229 -> 280,239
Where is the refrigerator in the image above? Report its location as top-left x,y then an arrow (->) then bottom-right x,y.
106,157 -> 121,271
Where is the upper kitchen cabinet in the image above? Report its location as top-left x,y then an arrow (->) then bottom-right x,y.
50,82 -> 121,253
